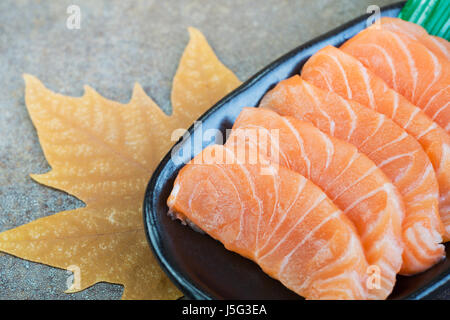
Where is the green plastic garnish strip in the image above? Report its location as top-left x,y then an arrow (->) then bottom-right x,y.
398,0 -> 449,40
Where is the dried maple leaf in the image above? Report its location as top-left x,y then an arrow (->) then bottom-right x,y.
171,27 -> 241,128
0,27 -> 241,299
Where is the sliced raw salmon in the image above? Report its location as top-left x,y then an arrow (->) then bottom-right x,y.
227,107 -> 403,299
340,28 -> 450,133
301,45 -> 450,242
260,76 -> 445,275
168,144 -> 369,299
379,17 -> 450,60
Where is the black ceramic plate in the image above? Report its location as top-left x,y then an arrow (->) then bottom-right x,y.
144,1 -> 450,300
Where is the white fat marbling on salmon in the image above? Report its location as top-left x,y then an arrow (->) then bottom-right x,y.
389,32 -> 419,100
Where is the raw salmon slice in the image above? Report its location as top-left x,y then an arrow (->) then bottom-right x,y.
260,76 -> 445,275
227,107 -> 403,299
379,17 -> 450,60
168,144 -> 369,299
301,45 -> 450,242
340,28 -> 450,133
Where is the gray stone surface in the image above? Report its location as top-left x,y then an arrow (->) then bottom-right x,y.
0,0 -> 404,299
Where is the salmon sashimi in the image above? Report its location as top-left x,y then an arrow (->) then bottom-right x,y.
379,17 -> 450,60
168,144 -> 370,299
260,76 -> 445,275
227,107 -> 404,299
340,28 -> 450,133
301,45 -> 450,242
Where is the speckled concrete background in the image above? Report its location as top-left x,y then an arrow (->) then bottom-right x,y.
2,0 -> 439,300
